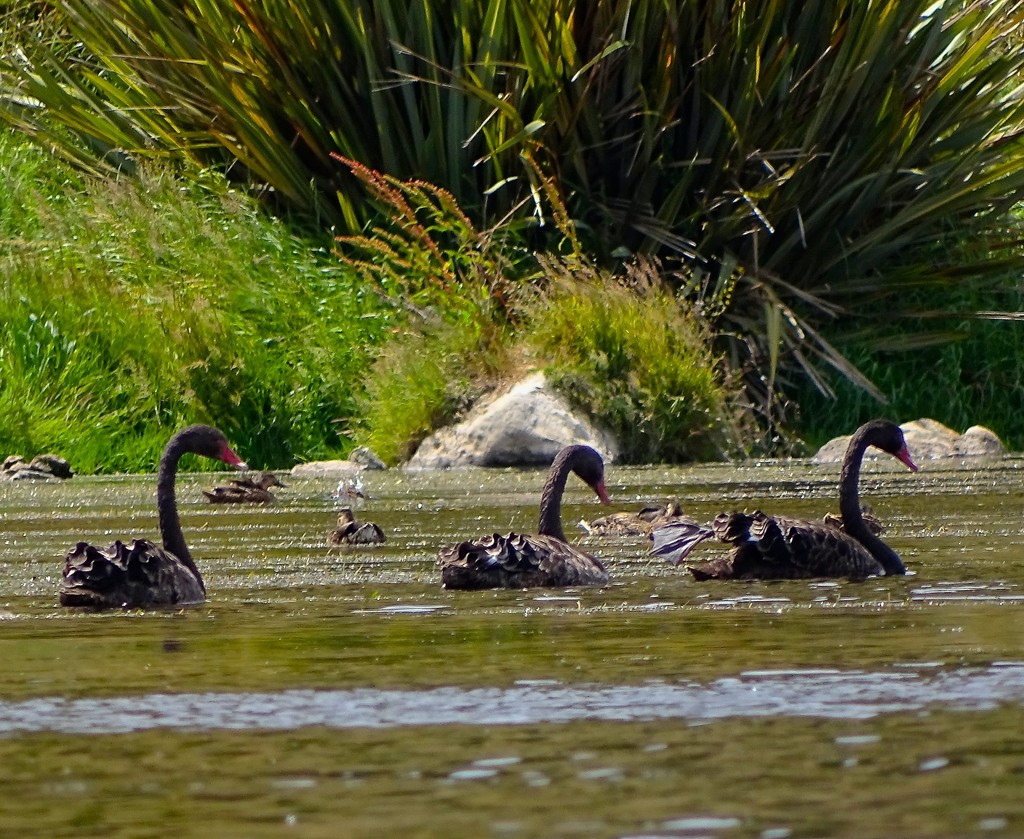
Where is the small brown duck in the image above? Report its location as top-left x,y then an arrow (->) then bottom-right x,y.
329,507 -> 385,545
650,420 -> 917,581
203,470 -> 285,504
582,500 -> 688,537
438,444 -> 611,590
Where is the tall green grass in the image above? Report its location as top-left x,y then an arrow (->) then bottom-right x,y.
791,275 -> 1024,451
0,131 -> 391,472
355,320 -> 512,465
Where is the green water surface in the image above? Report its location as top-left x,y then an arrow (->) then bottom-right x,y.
0,455 -> 1022,837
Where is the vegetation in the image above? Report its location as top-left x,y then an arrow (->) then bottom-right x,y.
528,260 -> 739,463
0,132 -> 391,472
334,160 -> 743,463
1,1 -> 1024,462
794,281 -> 1024,450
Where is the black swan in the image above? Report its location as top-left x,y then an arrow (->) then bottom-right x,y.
649,420 -> 918,580
439,444 -> 612,589
59,425 -> 247,609
329,507 -> 385,545
582,500 -> 688,537
203,470 -> 285,504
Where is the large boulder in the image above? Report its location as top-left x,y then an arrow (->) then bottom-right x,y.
955,425 -> 1006,458
811,418 -> 1006,463
404,372 -> 618,470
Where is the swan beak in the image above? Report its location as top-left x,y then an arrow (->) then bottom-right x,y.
219,443 -> 249,470
593,480 -> 612,505
896,445 -> 919,472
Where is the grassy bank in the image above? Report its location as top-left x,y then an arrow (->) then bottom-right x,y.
7,0 -> 1024,439
4,3 -> 1024,461
1,133 -> 740,471
0,131 -> 393,472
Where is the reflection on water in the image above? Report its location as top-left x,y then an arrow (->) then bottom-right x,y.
3,662 -> 1024,734
1,455 -> 1024,836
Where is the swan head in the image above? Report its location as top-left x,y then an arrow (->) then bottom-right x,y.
569,446 -> 611,505
864,420 -> 918,472
177,425 -> 248,470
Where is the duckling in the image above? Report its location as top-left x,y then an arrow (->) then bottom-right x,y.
581,500 -> 687,537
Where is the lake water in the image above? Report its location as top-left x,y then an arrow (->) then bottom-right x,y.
1,454 -> 1023,837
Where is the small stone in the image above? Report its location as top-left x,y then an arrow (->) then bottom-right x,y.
290,459 -> 364,478
349,446 -> 387,470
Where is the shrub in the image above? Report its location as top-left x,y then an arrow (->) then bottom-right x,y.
527,259 -> 741,463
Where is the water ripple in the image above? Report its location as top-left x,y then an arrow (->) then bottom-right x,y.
2,664 -> 1023,735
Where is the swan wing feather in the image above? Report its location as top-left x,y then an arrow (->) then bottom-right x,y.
440,532 -> 607,589
649,520 -> 717,566
59,539 -> 204,608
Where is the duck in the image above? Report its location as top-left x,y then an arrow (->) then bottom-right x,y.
59,425 -> 247,608
649,420 -> 918,580
203,470 -> 285,504
439,444 -> 612,589
335,475 -> 366,502
329,507 -> 385,545
581,500 -> 688,537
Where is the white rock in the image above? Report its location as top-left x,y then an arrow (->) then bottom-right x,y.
290,459 -> 364,478
899,418 -> 960,460
954,425 -> 1006,458
811,418 -> 1006,463
404,372 -> 618,470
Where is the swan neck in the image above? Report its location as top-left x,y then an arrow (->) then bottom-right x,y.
839,428 -> 906,574
537,449 -> 574,542
157,433 -> 204,591
838,430 -> 868,528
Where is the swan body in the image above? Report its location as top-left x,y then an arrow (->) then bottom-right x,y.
582,500 -> 687,537
439,444 -> 611,589
330,507 -> 385,545
62,538 -> 207,607
203,470 -> 284,504
59,425 -> 247,609
650,420 -> 917,580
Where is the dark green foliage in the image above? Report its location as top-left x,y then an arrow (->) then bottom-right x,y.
2,1 -> 1024,447
792,286 -> 1024,452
